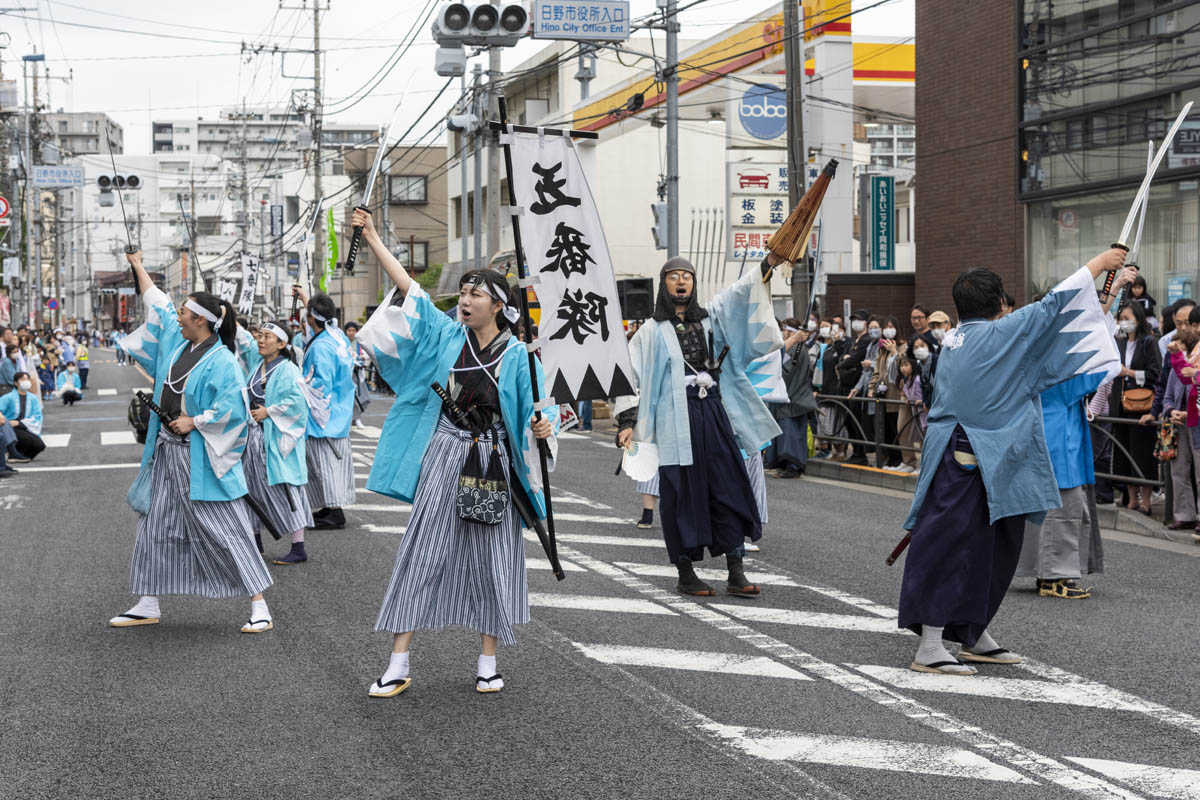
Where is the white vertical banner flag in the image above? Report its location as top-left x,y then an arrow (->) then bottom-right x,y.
237,253 -> 260,315
217,279 -> 238,305
506,132 -> 634,403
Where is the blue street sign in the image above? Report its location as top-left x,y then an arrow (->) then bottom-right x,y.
533,0 -> 630,41
32,165 -> 84,188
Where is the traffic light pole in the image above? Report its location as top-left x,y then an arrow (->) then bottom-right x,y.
486,0 -> 502,263
784,0 -> 808,317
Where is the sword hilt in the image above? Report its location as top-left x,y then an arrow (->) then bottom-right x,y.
124,244 -> 139,254
343,204 -> 369,275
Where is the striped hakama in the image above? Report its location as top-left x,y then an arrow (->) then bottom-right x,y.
129,431 -> 273,598
305,435 -> 355,509
375,416 -> 529,646
244,422 -> 313,535
745,451 -> 768,524
636,473 -> 660,497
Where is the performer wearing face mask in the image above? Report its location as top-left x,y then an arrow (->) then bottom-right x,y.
897,253 -> 1132,675
0,372 -> 45,462
292,287 -> 356,530
614,255 -> 784,597
241,321 -> 314,564
351,209 -> 556,698
111,250 -> 274,634
57,361 -> 83,406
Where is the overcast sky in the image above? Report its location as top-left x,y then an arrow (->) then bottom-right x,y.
0,0 -> 913,154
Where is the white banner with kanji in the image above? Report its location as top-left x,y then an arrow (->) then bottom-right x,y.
506,131 -> 634,404
237,253 -> 260,315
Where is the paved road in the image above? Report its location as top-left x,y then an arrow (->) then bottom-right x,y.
1,352 -> 1197,800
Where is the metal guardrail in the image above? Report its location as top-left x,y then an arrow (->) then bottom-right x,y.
812,393 -> 1167,495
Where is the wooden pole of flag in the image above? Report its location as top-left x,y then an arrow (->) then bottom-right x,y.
488,98 -> 596,581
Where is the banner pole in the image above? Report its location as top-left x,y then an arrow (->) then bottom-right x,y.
496,95 -> 565,581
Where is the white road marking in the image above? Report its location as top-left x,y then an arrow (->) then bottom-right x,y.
528,592 -> 676,616
348,503 -> 411,513
1066,759 -> 1200,799
15,462 -> 140,472
354,472 -> 371,479
96,389 -> 117,396
100,431 -> 137,445
573,642 -> 812,681
614,561 -> 800,587
0,494 -> 25,510
350,425 -> 382,439
523,531 -> 661,548
851,665 -> 1146,710
556,430 -> 588,440
527,558 -> 585,572
41,434 -> 71,448
710,604 -> 906,635
362,524 -> 406,534
703,724 -> 1032,784
553,488 -> 614,510
557,547 -> 1145,800
554,511 -> 635,524
798,584 -> 895,618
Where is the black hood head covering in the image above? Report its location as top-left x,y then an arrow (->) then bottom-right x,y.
652,256 -> 708,323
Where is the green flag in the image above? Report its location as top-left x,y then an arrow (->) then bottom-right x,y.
321,206 -> 339,293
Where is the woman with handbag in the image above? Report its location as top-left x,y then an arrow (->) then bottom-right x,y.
352,208 -> 556,699
1111,301 -> 1162,514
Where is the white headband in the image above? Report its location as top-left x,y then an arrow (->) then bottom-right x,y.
261,323 -> 290,344
463,278 -> 521,325
185,299 -> 219,325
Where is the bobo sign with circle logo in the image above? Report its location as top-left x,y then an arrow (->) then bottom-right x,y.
738,84 -> 787,141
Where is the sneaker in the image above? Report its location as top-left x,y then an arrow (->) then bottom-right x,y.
744,542 -> 761,552
7,455 -> 31,463
898,464 -> 917,474
354,419 -> 366,429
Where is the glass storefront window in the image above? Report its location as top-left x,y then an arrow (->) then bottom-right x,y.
1026,180 -> 1200,307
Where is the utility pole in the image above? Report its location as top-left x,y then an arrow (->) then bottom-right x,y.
311,0 -> 324,274
784,0 -> 807,315
664,0 -> 680,257
24,52 -> 44,330
472,64 -> 483,270
237,100 -> 251,251
485,0 -> 501,262
459,75 -> 469,273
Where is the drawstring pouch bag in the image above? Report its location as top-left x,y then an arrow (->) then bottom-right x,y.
456,438 -> 509,525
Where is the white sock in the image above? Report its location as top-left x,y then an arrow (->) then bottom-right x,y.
250,598 -> 270,622
128,595 -> 160,618
477,654 -> 497,678
381,651 -> 410,684
916,625 -> 954,665
965,629 -> 1000,653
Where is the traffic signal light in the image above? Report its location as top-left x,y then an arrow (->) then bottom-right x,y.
432,3 -> 529,47
651,202 -> 668,250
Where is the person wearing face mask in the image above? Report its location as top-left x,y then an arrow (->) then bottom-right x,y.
868,316 -> 907,471
1109,301 -> 1162,515
0,372 -> 45,462
898,251 -> 1131,676
0,344 -> 18,395
353,208 -> 557,698
812,318 -> 838,458
291,285 -> 356,531
836,310 -> 874,464
767,319 -> 817,479
56,361 -> 83,406
846,316 -> 883,466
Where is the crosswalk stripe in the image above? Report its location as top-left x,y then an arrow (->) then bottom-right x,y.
96,389 -> 117,396
556,430 -> 589,440
1066,758 -> 1200,799
527,558 -> 585,572
13,463 -> 140,472
702,724 -> 1033,784
614,561 -> 799,587
709,604 -> 906,635
528,592 -> 676,616
554,511 -> 633,524
100,431 -> 137,445
573,642 -> 812,680
553,489 -> 614,510
350,425 -> 382,439
41,434 -> 71,448
851,665 -> 1144,710
798,584 -> 895,618
523,531 -> 661,548
362,524 -> 406,534
349,503 -> 411,512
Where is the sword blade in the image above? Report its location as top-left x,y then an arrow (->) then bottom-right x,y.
361,100 -> 407,205
1127,140 -> 1155,263
1117,102 -> 1193,246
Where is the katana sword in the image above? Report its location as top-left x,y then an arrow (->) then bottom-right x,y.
107,134 -> 138,281
135,390 -> 283,540
1112,140 -> 1156,309
1102,102 -> 1193,295
343,102 -> 405,275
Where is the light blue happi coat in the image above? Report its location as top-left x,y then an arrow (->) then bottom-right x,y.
356,285 -> 558,519
904,266 -> 1121,529
55,370 -> 82,395
1041,371 -> 1105,491
303,325 -> 354,439
616,268 -> 783,466
244,349 -> 309,488
0,389 -> 43,435
120,287 -> 250,502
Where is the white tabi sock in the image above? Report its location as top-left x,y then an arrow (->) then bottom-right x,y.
915,625 -> 975,674
129,595 -> 160,618
964,629 -> 1001,654
250,598 -> 271,622
477,654 -> 502,690
381,651 -> 410,685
